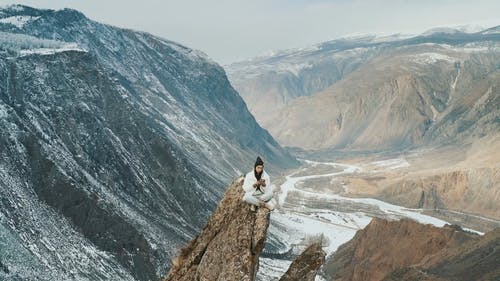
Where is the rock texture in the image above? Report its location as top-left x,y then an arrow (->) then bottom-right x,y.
323,218 -> 477,281
279,242 -> 326,281
383,228 -> 500,281
382,166 -> 500,220
164,177 -> 270,281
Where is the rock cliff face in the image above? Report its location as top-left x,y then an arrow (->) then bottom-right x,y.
323,218 -> 475,281
381,165 -> 500,220
164,177 -> 270,281
383,228 -> 500,281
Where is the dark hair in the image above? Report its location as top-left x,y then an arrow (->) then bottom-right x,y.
254,156 -> 264,180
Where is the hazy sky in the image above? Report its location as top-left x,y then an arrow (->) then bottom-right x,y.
1,0 -> 499,64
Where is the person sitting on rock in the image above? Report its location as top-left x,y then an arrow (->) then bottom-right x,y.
242,156 -> 277,211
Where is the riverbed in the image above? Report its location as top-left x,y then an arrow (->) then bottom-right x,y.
256,159 -> 482,280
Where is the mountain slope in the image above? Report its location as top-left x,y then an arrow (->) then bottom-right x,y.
0,5 -> 298,281
322,218 -> 487,281
325,218 -> 500,281
0,4 -> 297,175
228,27 -> 500,151
384,228 -> 500,281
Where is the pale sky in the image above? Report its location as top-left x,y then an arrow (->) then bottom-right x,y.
1,0 -> 499,64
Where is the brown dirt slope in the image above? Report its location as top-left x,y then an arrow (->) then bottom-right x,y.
323,218 -> 478,281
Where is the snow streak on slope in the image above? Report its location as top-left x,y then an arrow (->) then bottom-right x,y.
0,15 -> 39,28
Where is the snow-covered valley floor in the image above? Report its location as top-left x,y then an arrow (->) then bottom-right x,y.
256,159 -> 482,281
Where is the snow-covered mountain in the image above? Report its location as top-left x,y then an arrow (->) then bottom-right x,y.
0,5 -> 298,281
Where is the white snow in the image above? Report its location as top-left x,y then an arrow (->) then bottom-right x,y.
278,160 -> 469,231
279,62 -> 314,76
256,258 -> 292,280
19,43 -> 86,56
482,28 -> 500,35
442,43 -> 494,53
451,67 -> 461,91
278,161 -> 359,206
338,32 -> 416,43
371,158 -> 410,169
270,210 -> 371,256
412,52 -> 457,64
148,34 -> 215,65
0,103 -> 8,118
0,15 -> 40,28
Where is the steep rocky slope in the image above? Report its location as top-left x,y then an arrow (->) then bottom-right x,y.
0,4 -> 298,281
384,229 -> 500,281
322,218 -> 500,281
164,178 -> 271,281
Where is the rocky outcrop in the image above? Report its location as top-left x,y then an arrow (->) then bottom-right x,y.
279,242 -> 326,281
164,177 -> 270,281
323,218 -> 477,281
164,178 -> 328,281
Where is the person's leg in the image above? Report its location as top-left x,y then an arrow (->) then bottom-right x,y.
259,185 -> 275,202
259,192 -> 274,202
264,198 -> 277,210
243,192 -> 261,206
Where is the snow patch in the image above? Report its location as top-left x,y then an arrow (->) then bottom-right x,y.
371,158 -> 410,169
0,103 -> 8,118
482,28 -> 500,35
278,62 -> 314,76
271,210 -> 371,256
150,34 -> 215,64
441,43 -> 493,53
0,15 -> 40,28
19,43 -> 86,56
256,258 -> 292,280
412,52 -> 457,64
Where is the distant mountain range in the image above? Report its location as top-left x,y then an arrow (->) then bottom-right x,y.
227,25 -> 499,151
0,4 -> 297,281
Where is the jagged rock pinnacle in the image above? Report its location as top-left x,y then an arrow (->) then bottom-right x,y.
164,177 -> 270,281
279,242 -> 326,281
